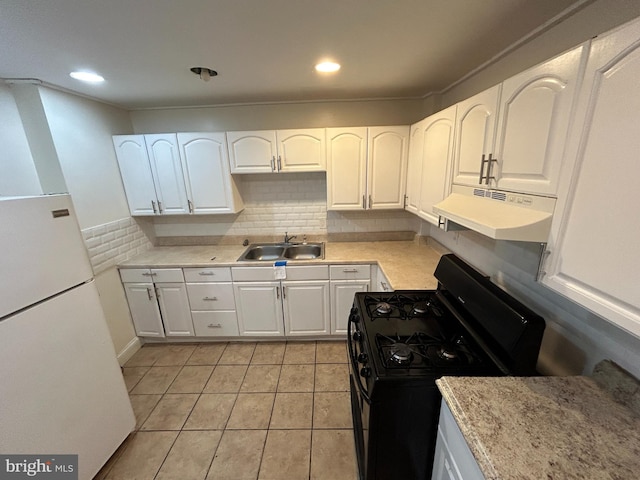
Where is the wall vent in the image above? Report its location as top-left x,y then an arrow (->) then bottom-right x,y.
473,189 -> 486,197
491,191 -> 506,202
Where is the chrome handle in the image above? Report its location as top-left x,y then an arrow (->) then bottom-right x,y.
486,153 -> 497,185
188,200 -> 193,213
282,286 -> 286,299
342,268 -> 359,273
207,323 -> 223,328
276,286 -> 280,299
198,272 -> 215,276
271,156 -> 276,171
277,155 -> 282,171
151,200 -> 158,214
362,195 -> 366,209
381,281 -> 389,291
146,288 -> 153,300
368,195 -> 372,209
157,201 -> 163,213
142,272 -> 157,276
403,194 -> 408,208
203,296 -> 218,301
479,154 -> 486,184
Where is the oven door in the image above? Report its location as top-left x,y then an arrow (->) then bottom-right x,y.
348,313 -> 371,480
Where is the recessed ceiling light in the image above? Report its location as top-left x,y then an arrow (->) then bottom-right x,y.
315,61 -> 341,73
69,71 -> 105,83
190,67 -> 218,82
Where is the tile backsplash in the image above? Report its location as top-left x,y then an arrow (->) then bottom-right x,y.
82,217 -> 153,275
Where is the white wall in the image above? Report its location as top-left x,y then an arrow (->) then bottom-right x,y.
0,84 -> 42,196
38,87 -> 132,230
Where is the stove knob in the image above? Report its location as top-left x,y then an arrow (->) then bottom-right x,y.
357,352 -> 368,363
349,313 -> 360,323
352,331 -> 363,342
360,367 -> 371,378
350,307 -> 358,315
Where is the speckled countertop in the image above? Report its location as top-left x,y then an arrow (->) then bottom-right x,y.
436,376 -> 640,479
118,241 -> 444,290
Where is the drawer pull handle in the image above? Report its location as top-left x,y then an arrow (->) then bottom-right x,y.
142,272 -> 157,276
198,272 -> 215,276
207,323 -> 223,328
342,268 -> 359,273
203,296 -> 218,301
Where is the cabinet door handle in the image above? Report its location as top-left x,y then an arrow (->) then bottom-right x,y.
479,154 -> 487,184
282,286 -> 286,299
276,286 -> 280,299
381,281 -> 389,291
151,200 -> 158,214
207,323 -> 223,328
368,195 -> 372,209
342,268 -> 359,273
203,296 -> 218,301
403,194 -> 408,208
271,156 -> 276,171
198,272 -> 215,276
142,272 -> 157,276
146,288 -> 153,300
362,195 -> 366,209
277,155 -> 282,171
188,200 -> 193,213
157,201 -> 163,213
486,153 -> 497,185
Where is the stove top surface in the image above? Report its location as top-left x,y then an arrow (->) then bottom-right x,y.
354,291 -> 499,377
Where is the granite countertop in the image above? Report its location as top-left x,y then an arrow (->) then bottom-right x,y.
436,376 -> 640,479
118,241 -> 444,290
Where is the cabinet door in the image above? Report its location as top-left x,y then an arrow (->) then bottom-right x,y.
405,120 -> 426,214
494,46 -> 585,195
178,132 -> 243,214
112,135 -> 158,216
331,281 -> 369,335
283,281 -> 330,336
326,127 -> 368,210
367,126 -> 409,209
123,283 -> 165,337
144,134 -> 190,214
417,105 -> 457,226
541,21 -> 640,338
234,282 -> 284,336
452,85 -> 500,187
277,128 -> 326,172
155,283 -> 194,336
226,131 -> 277,173
374,267 -> 392,292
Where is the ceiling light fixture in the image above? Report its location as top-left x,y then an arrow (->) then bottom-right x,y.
69,71 -> 105,83
315,61 -> 341,73
190,67 -> 218,82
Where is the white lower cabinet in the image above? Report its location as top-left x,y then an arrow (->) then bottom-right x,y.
184,267 -> 239,337
120,268 -> 194,337
330,265 -> 371,335
432,401 -> 485,480
232,265 -> 330,337
373,265 -> 392,292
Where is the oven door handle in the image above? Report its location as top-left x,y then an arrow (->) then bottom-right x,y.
348,315 -> 371,405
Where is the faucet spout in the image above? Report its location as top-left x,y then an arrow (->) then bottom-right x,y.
283,232 -> 297,244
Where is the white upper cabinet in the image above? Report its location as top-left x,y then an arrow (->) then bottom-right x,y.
416,105 -> 457,225
112,135 -> 160,216
327,126 -> 409,210
451,46 -> 585,196
405,120 -> 426,215
227,129 -> 326,173
177,132 -> 243,214
326,127 -> 368,210
540,19 -> 640,338
451,85 -> 501,188
493,45 -> 586,195
368,126 -> 410,209
144,134 -> 190,215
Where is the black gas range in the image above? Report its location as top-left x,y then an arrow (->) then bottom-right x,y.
348,254 -> 545,480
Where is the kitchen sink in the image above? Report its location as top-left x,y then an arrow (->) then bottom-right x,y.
237,243 -> 324,261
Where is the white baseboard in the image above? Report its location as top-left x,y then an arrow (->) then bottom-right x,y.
117,336 -> 142,366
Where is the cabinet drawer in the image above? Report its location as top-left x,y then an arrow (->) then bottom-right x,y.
232,267 -> 274,282
119,268 -> 185,283
192,311 -> 239,337
285,265 -> 329,281
119,268 -> 151,283
187,283 -> 236,310
183,267 -> 232,282
152,268 -> 185,283
330,265 -> 371,280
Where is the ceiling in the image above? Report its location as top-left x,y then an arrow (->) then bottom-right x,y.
0,0 -> 588,109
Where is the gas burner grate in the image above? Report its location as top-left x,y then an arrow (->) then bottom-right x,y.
363,293 -> 443,321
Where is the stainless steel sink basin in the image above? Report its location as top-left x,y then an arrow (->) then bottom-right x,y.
282,244 -> 323,260
237,243 -> 324,261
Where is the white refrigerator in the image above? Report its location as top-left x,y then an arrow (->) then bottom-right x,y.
0,194 -> 135,479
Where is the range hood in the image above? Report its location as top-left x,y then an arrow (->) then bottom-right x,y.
433,185 -> 556,242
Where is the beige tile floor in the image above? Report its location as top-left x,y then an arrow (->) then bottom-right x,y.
95,341 -> 357,480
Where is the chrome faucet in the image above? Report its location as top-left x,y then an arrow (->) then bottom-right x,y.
283,232 -> 297,244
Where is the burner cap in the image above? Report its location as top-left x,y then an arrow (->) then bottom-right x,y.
375,302 -> 392,315
389,343 -> 413,365
412,302 -> 428,315
438,345 -> 458,361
